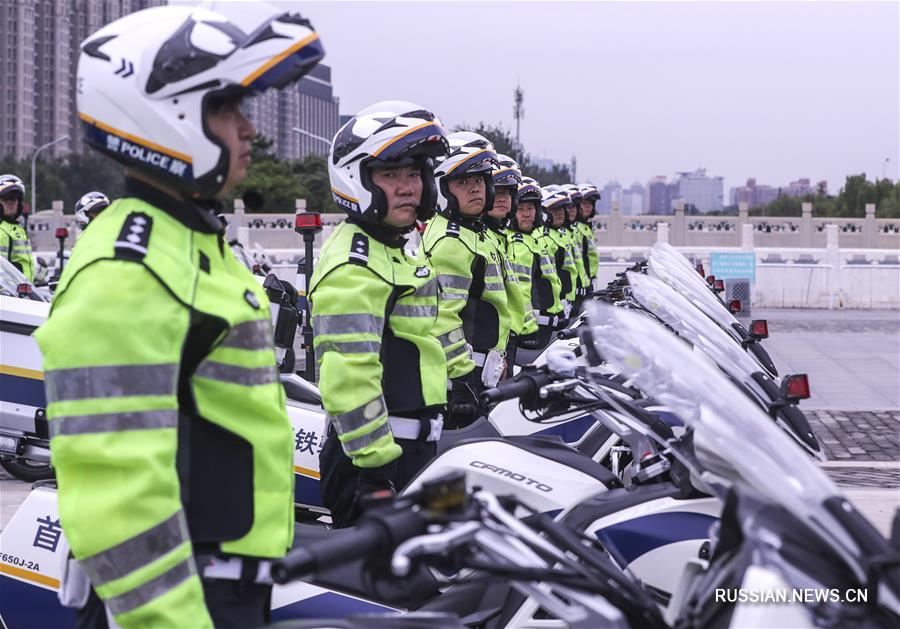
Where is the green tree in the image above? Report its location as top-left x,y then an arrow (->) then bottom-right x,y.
229,135 -> 304,212
293,154 -> 333,213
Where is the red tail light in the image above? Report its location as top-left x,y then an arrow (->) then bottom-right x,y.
713,279 -> 725,292
706,275 -> 715,286
749,319 -> 769,339
782,374 -> 810,400
294,212 -> 322,231
252,264 -> 262,275
696,263 -> 705,276
55,227 -> 69,239
728,299 -> 741,313
16,283 -> 32,295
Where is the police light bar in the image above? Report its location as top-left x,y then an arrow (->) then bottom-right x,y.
695,263 -> 705,276
713,279 -> 725,293
16,283 -> 32,296
728,299 -> 741,314
706,275 -> 715,286
55,227 -> 69,239
749,319 -> 769,339
782,374 -> 811,401
294,212 -> 322,234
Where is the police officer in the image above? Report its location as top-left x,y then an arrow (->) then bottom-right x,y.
312,101 -> 449,528
420,132 -> 510,427
507,177 -> 564,349
34,6 -> 325,628
561,184 -> 590,313
577,183 -> 601,290
0,174 -> 34,281
74,191 -> 111,230
538,188 -> 578,324
482,154 -> 536,368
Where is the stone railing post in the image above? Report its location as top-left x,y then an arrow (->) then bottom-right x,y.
801,202 -> 813,248
741,223 -> 754,251
864,203 -> 876,248
656,222 -> 669,244
610,200 -> 623,246
233,198 -> 249,247
673,199 -> 685,245
825,224 -> 840,308
738,201 -> 749,247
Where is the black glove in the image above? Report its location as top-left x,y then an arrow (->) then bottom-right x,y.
351,461 -> 397,521
446,373 -> 483,429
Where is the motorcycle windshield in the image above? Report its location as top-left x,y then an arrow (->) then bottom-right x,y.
583,301 -> 861,560
627,271 -> 764,382
647,246 -> 741,338
0,256 -> 46,301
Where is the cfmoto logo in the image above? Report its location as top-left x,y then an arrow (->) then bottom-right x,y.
469,461 -> 553,492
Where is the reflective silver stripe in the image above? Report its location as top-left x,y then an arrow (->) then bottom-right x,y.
440,291 -> 466,301
439,274 -> 471,290
80,511 -> 190,587
11,239 -> 28,246
329,396 -> 387,434
510,263 -> 530,275
483,281 -> 505,292
436,328 -> 465,348
417,277 -> 438,297
312,313 -> 383,337
219,320 -> 273,350
392,304 -> 437,318
194,361 -> 277,386
541,256 -> 553,267
340,419 -> 392,454
45,364 -> 178,403
445,343 -> 471,362
472,351 -> 487,367
104,557 -> 196,616
315,339 -> 381,362
484,264 -> 502,278
51,409 -> 178,437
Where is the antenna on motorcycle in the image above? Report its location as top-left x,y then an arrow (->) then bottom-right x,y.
294,200 -> 322,382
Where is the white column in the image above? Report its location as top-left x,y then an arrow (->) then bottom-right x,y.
656,222 -> 669,244
826,224 -> 840,309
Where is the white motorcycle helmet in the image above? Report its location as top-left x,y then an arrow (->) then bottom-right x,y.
0,175 -> 26,219
511,176 -> 542,232
560,184 -> 583,225
434,131 -> 498,218
491,154 -> 522,220
578,183 -> 601,219
74,191 -> 111,228
541,187 -> 570,228
76,4 -> 325,198
328,101 -> 448,225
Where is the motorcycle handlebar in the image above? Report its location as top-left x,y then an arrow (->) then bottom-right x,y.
480,370 -> 556,405
270,507 -> 427,584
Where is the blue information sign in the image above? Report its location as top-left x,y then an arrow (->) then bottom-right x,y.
710,252 -> 756,282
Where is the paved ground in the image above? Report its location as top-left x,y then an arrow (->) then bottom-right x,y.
3,308 -> 898,536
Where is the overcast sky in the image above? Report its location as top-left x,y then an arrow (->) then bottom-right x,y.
187,1 -> 899,194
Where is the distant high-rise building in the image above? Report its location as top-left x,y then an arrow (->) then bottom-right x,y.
783,178 -> 815,198
1,0 -> 166,160
647,176 -> 673,214
674,169 -> 724,213
620,181 -> 644,215
599,180 -> 622,214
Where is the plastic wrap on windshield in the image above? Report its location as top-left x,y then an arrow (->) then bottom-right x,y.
627,271 -> 762,378
646,252 -> 739,334
582,302 -> 855,555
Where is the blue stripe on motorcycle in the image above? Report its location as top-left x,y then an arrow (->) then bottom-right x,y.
294,472 -> 324,508
0,373 -> 45,408
534,415 -> 596,442
652,411 -> 684,427
271,591 -> 395,620
595,512 -> 717,566
0,575 -> 76,629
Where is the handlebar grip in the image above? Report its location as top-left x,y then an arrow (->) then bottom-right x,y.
480,371 -> 555,405
270,508 -> 425,584
556,328 -> 579,340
